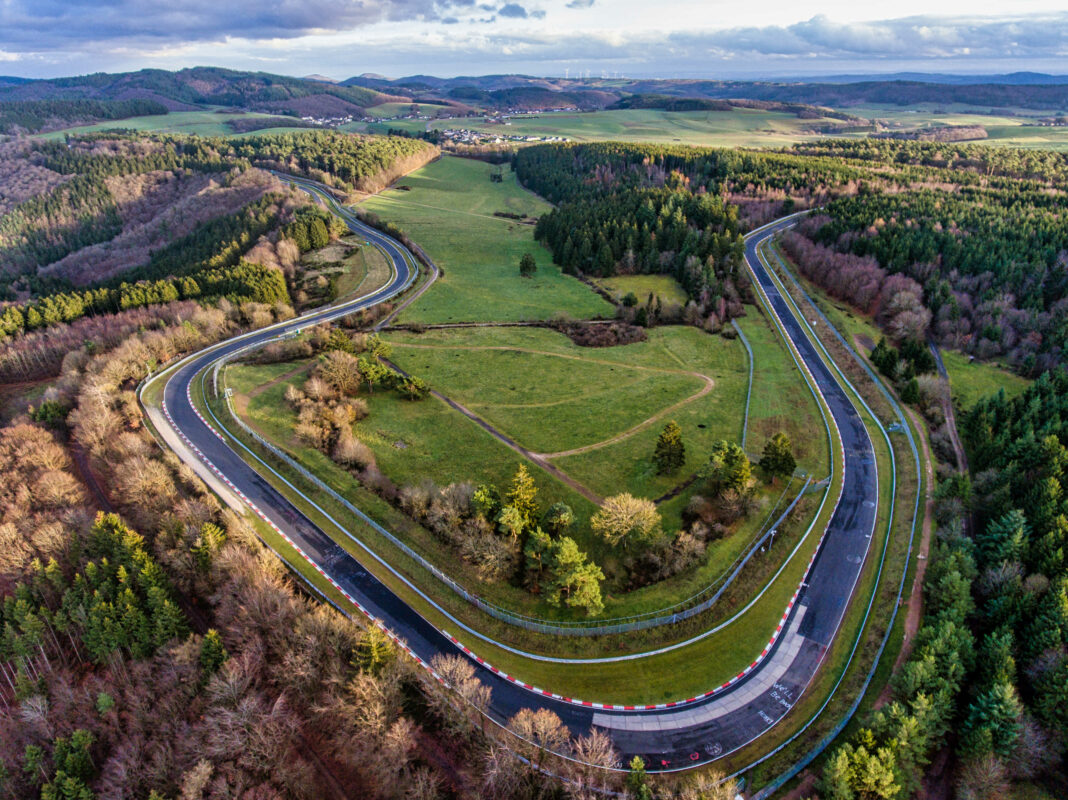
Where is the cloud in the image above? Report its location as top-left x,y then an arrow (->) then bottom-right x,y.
0,0 -> 474,50
498,4 -> 529,18
667,13 -> 1068,60
2,6 -> 1068,78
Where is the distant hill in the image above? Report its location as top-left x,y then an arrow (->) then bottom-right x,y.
346,73 -> 1068,112
0,67 -> 397,119
781,71 -> 1068,86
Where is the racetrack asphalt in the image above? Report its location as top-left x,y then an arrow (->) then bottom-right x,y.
145,192 -> 880,772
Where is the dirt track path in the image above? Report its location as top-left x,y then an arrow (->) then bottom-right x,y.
246,361 -> 315,399
390,341 -> 715,460
874,397 -> 935,709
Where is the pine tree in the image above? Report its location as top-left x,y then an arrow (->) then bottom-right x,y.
353,624 -> 395,676
199,629 -> 229,676
519,252 -> 537,277
760,432 -> 796,480
506,464 -> 539,529
653,421 -> 685,475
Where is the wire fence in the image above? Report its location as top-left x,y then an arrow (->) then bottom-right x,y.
214,348 -> 814,636
743,238 -> 922,799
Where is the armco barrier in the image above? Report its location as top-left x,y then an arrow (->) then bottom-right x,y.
741,237 -> 922,799
731,319 -> 755,450
213,351 -> 814,637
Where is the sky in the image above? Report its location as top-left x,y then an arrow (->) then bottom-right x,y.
1,1 -> 1067,80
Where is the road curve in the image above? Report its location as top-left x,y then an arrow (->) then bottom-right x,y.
142,191 -> 879,773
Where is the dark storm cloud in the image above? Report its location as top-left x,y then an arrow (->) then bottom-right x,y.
0,0 -> 476,49
498,4 -> 529,19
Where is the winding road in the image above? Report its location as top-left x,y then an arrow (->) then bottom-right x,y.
140,186 -> 881,776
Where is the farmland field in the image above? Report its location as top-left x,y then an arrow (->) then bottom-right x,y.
34,109 -> 313,139
359,155 -> 614,322
429,107 -> 849,147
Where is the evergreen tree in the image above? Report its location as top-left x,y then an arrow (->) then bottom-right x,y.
759,432 -> 796,480
545,537 -> 604,616
519,252 -> 537,277
506,464 -> 539,529
353,624 -> 395,676
653,420 -> 686,475
626,756 -> 653,800
199,629 -> 229,676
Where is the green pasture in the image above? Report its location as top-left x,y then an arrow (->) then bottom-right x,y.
359,155 -> 612,323
34,110 -> 311,139
939,349 -> 1032,410
596,274 -> 689,307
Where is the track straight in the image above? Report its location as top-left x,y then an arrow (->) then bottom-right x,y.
142,194 -> 881,772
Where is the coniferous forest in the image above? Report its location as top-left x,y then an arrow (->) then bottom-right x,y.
517,140 -> 1068,372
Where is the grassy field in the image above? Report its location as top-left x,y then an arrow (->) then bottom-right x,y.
431,108 -> 848,147
733,311 -> 831,477
386,328 -> 706,453
227,352 -> 820,629
385,325 -> 760,508
296,234 -> 394,307
596,274 -> 688,306
35,110 -> 312,139
359,156 -> 613,323
939,348 -> 1032,410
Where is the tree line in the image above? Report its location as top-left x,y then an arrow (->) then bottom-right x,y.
0,98 -> 169,134
824,371 -> 1068,797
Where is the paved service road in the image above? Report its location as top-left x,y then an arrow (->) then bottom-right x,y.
145,191 -> 879,772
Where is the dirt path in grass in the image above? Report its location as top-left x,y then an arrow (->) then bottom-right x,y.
389,341 -> 714,459
874,405 -> 935,710
540,379 -> 713,458
423,383 -> 606,505
245,362 -> 316,400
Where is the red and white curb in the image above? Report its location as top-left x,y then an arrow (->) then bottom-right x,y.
165,390 -> 449,682
161,372 -> 846,713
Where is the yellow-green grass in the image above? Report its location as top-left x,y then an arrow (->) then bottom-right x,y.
981,125 -> 1068,151
202,360 -> 843,702
359,155 -> 612,323
387,335 -> 703,453
230,359 -> 599,575
34,110 -> 310,140
232,336 -> 768,601
733,312 -> 832,477
430,108 -> 850,148
939,348 -> 1031,410
384,325 -> 756,499
227,327 -> 819,623
596,274 -> 689,306
351,118 -> 430,136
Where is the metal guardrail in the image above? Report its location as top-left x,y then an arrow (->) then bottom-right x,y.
211,350 -> 814,636
744,240 -> 923,799
731,319 -> 755,451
